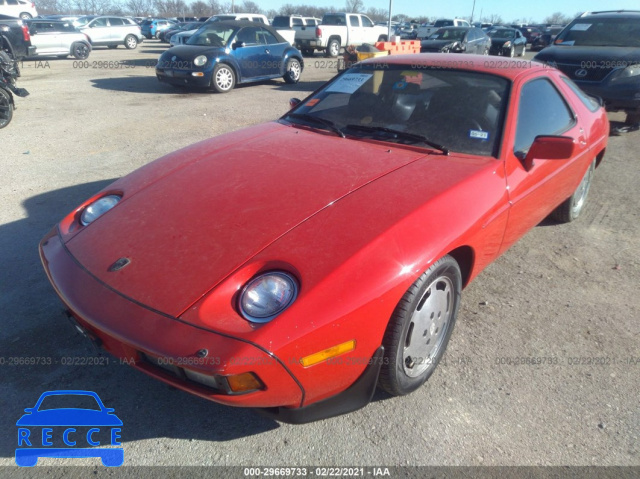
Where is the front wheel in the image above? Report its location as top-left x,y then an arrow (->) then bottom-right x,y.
379,255 -> 462,396
326,39 -> 340,58
124,35 -> 138,49
552,159 -> 595,223
212,63 -> 235,93
519,45 -> 526,56
283,58 -> 301,84
72,42 -> 91,59
19,12 -> 32,19
508,46 -> 515,57
0,88 -> 14,129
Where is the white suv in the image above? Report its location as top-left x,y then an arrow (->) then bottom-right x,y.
0,0 -> 37,19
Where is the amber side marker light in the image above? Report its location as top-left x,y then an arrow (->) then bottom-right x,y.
300,340 -> 356,368
226,372 -> 263,393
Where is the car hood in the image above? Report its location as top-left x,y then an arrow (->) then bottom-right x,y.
161,44 -> 224,60
490,37 -> 513,44
65,122 -> 429,317
534,45 -> 640,63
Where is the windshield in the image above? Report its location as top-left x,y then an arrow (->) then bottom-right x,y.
284,64 -> 509,156
488,28 -> 515,38
554,18 -> 640,47
429,28 -> 466,41
186,24 -> 235,46
74,16 -> 93,27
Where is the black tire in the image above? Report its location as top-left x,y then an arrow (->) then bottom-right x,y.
326,38 -> 340,58
0,88 -> 14,129
124,35 -> 138,49
378,35 -> 388,42
552,159 -> 595,223
283,58 -> 301,84
72,42 -> 91,59
301,48 -> 314,57
625,111 -> 640,125
19,12 -> 32,19
211,63 -> 235,93
509,46 -> 515,57
379,255 -> 462,396
519,44 -> 526,57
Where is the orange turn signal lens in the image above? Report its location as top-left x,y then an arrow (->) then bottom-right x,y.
226,372 -> 263,393
300,340 -> 356,368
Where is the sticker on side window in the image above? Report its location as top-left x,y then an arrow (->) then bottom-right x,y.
325,73 -> 372,94
469,130 -> 489,140
570,23 -> 591,31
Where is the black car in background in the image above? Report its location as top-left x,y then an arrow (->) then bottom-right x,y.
420,27 -> 490,54
487,27 -> 527,56
534,11 -> 640,124
531,25 -> 564,50
516,26 -> 542,44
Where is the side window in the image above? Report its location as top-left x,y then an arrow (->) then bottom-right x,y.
92,18 -> 108,27
514,78 -> 575,154
7,0 -> 18,5
292,18 -> 302,26
236,26 -> 260,45
109,18 -> 125,26
467,29 -> 476,41
561,77 -> 601,112
258,28 -> 279,45
361,16 -> 373,28
349,16 -> 359,27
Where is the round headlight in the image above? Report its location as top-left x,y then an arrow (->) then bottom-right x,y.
194,55 -> 207,67
80,195 -> 121,226
239,272 -> 298,323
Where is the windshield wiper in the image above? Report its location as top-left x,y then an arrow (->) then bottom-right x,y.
285,113 -> 345,138
344,124 -> 449,155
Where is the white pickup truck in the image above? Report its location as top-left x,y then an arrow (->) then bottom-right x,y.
416,18 -> 471,39
296,13 -> 389,57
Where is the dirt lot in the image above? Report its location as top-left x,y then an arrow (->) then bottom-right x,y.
1,42 -> 639,470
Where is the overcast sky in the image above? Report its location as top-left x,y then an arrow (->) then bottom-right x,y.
257,0 -> 638,23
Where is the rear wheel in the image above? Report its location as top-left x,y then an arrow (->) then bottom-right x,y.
125,35 -> 138,49
326,38 -> 340,58
0,88 -> 14,129
212,63 -> 235,93
19,12 -> 32,19
379,255 -> 462,396
72,42 -> 91,59
552,159 -> 595,223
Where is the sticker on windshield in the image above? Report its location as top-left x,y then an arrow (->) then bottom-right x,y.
326,74 -> 372,94
469,130 -> 489,141
570,23 -> 591,31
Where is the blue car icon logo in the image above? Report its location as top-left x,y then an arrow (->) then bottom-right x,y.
16,390 -> 123,467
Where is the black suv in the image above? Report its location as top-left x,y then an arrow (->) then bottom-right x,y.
534,11 -> 640,124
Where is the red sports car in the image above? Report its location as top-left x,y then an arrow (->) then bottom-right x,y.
40,54 -> 609,423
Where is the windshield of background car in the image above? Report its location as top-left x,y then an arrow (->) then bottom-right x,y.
37,394 -> 101,411
285,64 -> 510,156
74,16 -> 93,27
429,29 -> 466,41
272,16 -> 290,27
488,28 -> 515,38
554,18 -> 640,47
186,24 -> 235,46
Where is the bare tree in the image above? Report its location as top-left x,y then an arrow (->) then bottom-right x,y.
125,0 -> 153,16
544,12 -> 571,25
366,7 -> 388,23
190,0 -> 208,16
345,0 -> 363,14
241,0 -> 262,13
483,14 -> 504,25
208,0 -> 221,15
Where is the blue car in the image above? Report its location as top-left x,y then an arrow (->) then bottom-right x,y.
141,18 -> 175,39
16,390 -> 123,467
156,20 -> 304,93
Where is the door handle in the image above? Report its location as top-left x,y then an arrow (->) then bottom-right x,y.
265,49 -> 270,54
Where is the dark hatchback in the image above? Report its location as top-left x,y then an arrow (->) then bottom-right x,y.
156,20 -> 304,93
534,11 -> 640,122
420,27 -> 490,54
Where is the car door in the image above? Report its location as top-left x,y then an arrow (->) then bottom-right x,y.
233,26 -> 267,80
463,29 -> 476,53
500,74 -> 592,252
29,22 -> 59,54
258,27 -> 287,76
86,17 -> 110,44
106,17 -> 125,42
347,14 -> 363,45
515,30 -> 525,53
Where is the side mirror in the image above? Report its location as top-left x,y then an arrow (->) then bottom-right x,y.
289,98 -> 301,109
521,135 -> 575,171
232,41 -> 245,50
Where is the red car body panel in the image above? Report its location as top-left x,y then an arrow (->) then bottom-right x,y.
40,54 -> 609,418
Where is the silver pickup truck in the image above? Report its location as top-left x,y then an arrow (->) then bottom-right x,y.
296,13 -> 388,57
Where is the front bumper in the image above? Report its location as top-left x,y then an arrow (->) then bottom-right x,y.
39,227 -> 303,409
156,68 -> 212,87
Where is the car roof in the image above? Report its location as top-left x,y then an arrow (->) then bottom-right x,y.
360,53 -> 548,80
581,10 -> 640,18
201,20 -> 287,42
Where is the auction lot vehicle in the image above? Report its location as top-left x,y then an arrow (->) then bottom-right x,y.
156,21 -> 303,93
75,15 -> 143,49
0,0 -> 36,19
0,13 -> 35,59
420,27 -> 491,54
296,13 -> 388,57
26,19 -> 91,59
416,19 -> 470,40
533,10 -> 640,124
41,54 -> 608,424
488,27 -> 527,56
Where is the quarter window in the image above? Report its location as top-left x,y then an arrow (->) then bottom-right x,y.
514,78 -> 574,154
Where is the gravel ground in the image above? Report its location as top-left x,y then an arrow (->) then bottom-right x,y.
0,43 -> 638,472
